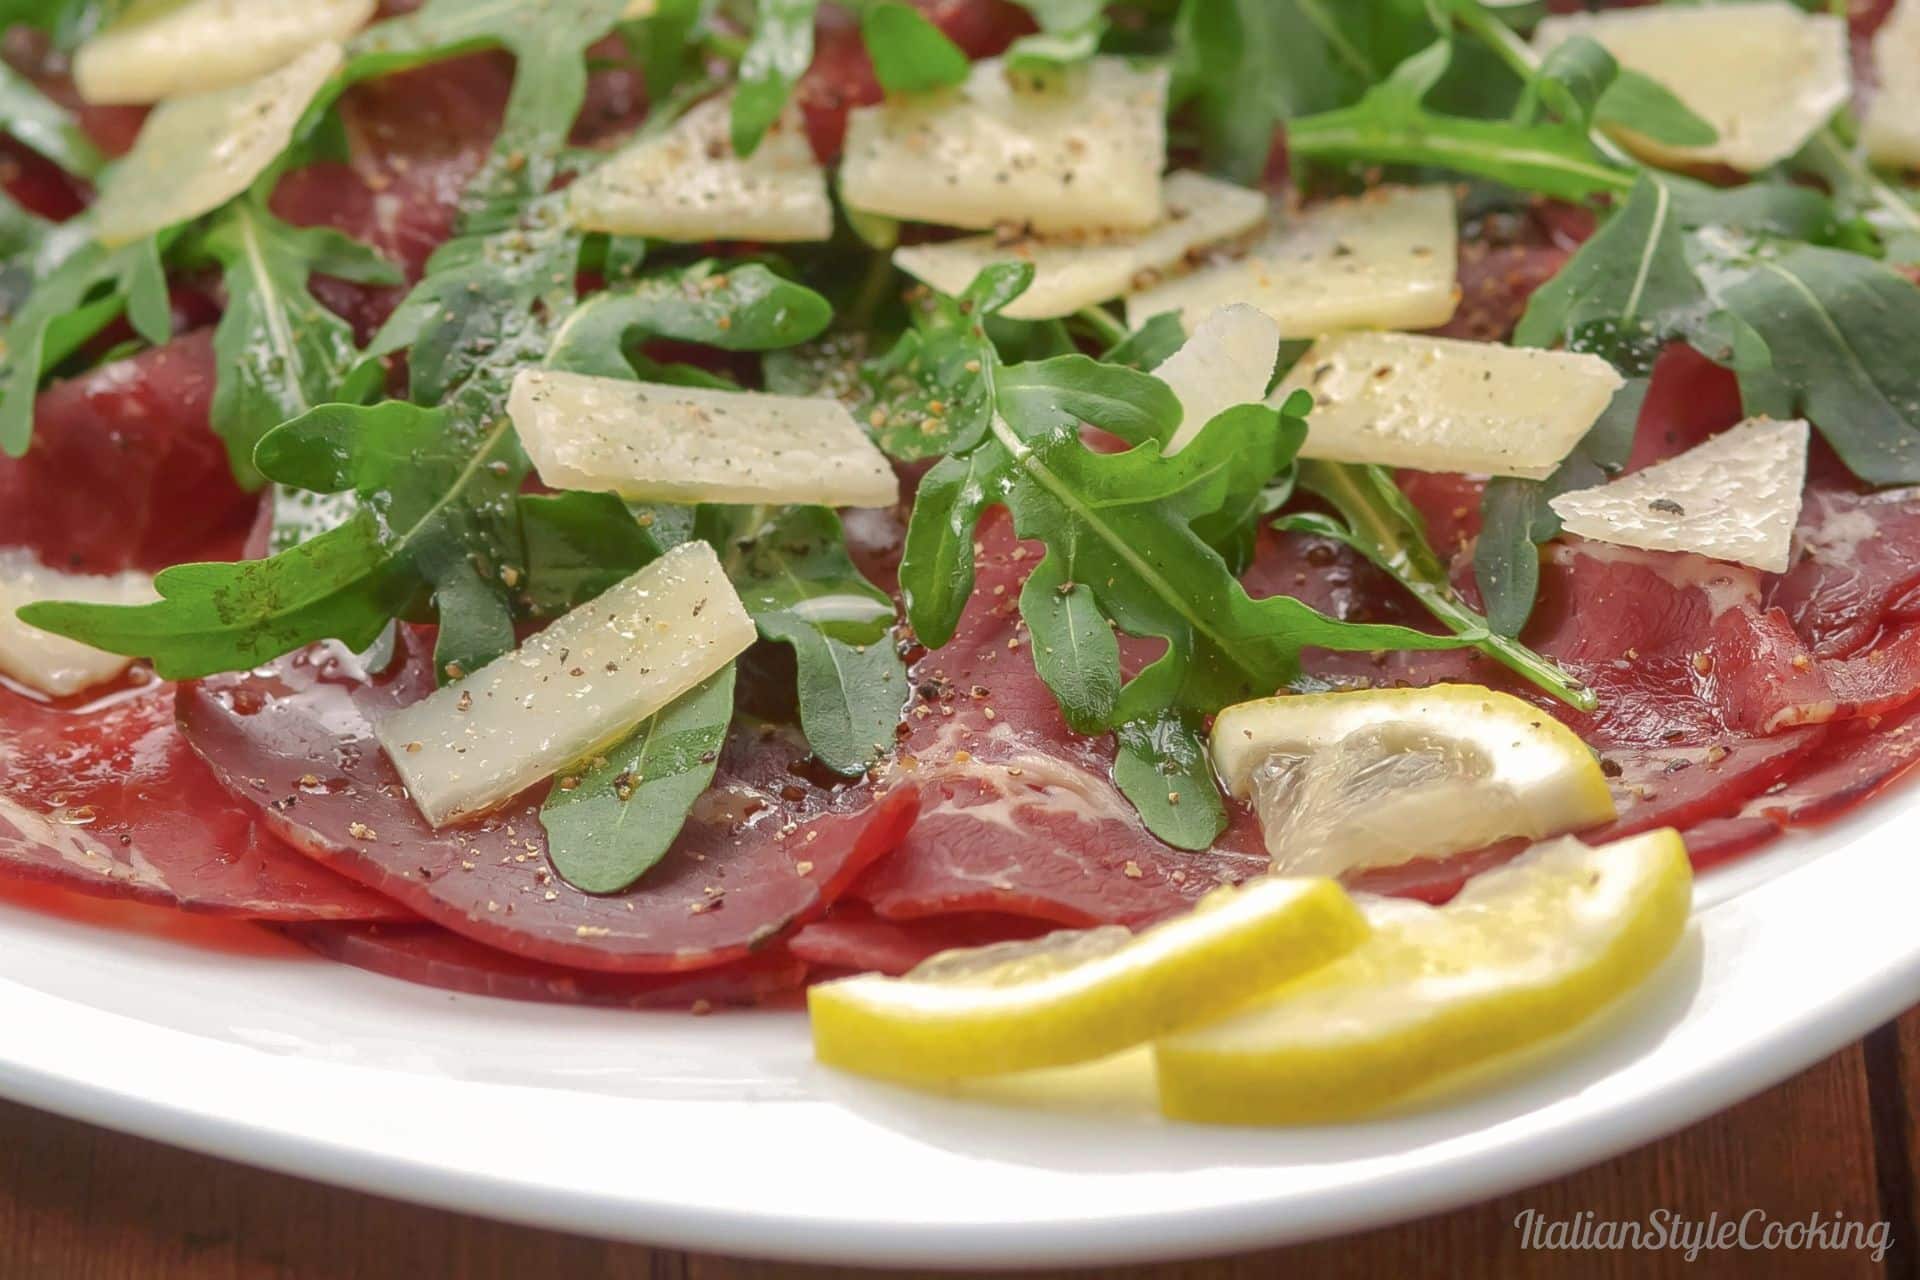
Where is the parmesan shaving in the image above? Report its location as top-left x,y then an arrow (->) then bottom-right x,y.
1865,0 -> 1920,170
0,551 -> 157,698
1125,185 -> 1459,338
1533,3 -> 1850,173
1276,332 -> 1623,479
508,369 -> 899,509
891,171 -> 1266,320
1549,417 -> 1809,573
93,41 -> 343,247
1156,305 -> 1282,455
375,541 -> 756,828
567,95 -> 832,243
73,0 -> 373,105
840,57 -> 1169,234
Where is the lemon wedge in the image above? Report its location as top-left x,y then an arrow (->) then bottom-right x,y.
1154,828 -> 1693,1125
1211,685 -> 1617,877
809,877 -> 1368,1082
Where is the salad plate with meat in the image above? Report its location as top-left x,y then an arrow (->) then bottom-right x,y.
1,0 -> 1918,1263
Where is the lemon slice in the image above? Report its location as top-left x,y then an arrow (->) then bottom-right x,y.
1211,685 -> 1616,878
1154,829 -> 1693,1125
808,877 -> 1368,1082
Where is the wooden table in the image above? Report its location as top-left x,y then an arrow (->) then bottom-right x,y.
2,1012 -> 1912,1279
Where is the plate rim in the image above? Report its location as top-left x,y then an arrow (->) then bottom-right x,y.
2,809 -> 1917,1268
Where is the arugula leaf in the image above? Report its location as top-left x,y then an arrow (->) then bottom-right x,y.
732,0 -> 819,156
1596,71 -> 1717,147
1474,377 -> 1646,638
901,353 -> 1475,847
862,2 -> 969,94
517,490 -> 677,616
1173,0 -> 1359,183
203,197 -> 399,487
1691,232 -> 1920,486
349,0 -> 630,225
541,666 -> 735,894
717,504 -> 908,775
1290,461 -> 1593,709
1288,40 -> 1635,201
18,510 -> 410,678
862,261 -> 1033,461
1477,175 -> 1836,636
1114,712 -> 1224,853
0,229 -> 172,457
1514,174 -> 1703,371
0,60 -> 102,178
546,261 -> 834,378
1006,0 -> 1105,70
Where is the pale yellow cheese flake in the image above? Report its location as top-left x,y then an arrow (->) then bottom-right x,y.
1549,417 -> 1809,573
568,95 -> 832,243
1125,185 -> 1459,338
840,57 -> 1169,234
891,172 -> 1266,320
93,41 -> 343,246
1277,332 -> 1623,478
1534,2 -> 1850,173
0,551 -> 157,698
74,0 -> 372,105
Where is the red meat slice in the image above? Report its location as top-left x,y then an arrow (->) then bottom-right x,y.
796,0 -> 1033,162
851,512 -> 1266,930
787,904 -> 1048,976
0,330 -> 256,573
270,53 -> 514,335
0,678 -> 406,919
1770,483 -> 1920,658
285,921 -> 807,1009
176,629 -> 920,973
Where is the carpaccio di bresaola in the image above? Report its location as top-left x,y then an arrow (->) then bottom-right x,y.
4,0 -> 1920,1010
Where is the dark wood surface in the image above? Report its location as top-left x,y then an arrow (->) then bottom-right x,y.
2,1010 -> 1913,1279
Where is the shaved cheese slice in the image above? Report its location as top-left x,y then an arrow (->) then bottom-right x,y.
891,172 -> 1265,320
1549,417 -> 1808,573
1533,3 -> 1849,173
567,95 -> 832,243
0,551 -> 157,697
1276,333 -> 1623,479
74,0 -> 372,105
1125,186 -> 1458,338
508,369 -> 899,509
1157,305 -> 1282,454
376,541 -> 756,827
840,57 -> 1169,234
1865,0 -> 1920,169
93,41 -> 342,246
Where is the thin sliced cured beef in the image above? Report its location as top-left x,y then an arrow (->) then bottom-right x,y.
270,53 -> 513,335
1770,482 -> 1920,658
787,904 -> 1047,976
0,677 -> 406,919
852,511 -> 1266,930
0,330 -> 256,574
1431,203 -> 1593,344
177,630 -> 920,973
795,0 -> 1033,162
285,921 -> 807,1010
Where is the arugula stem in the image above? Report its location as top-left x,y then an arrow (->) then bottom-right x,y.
1303,462 -> 1597,711
1448,0 -> 1638,171
1074,304 -> 1129,350
1805,129 -> 1920,243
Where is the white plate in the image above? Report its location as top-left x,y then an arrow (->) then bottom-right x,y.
2,790 -> 1917,1269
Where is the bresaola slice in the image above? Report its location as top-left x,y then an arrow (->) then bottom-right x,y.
852,512 -> 1267,929
0,678 -> 405,920
285,921 -> 808,1009
177,629 -> 919,973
